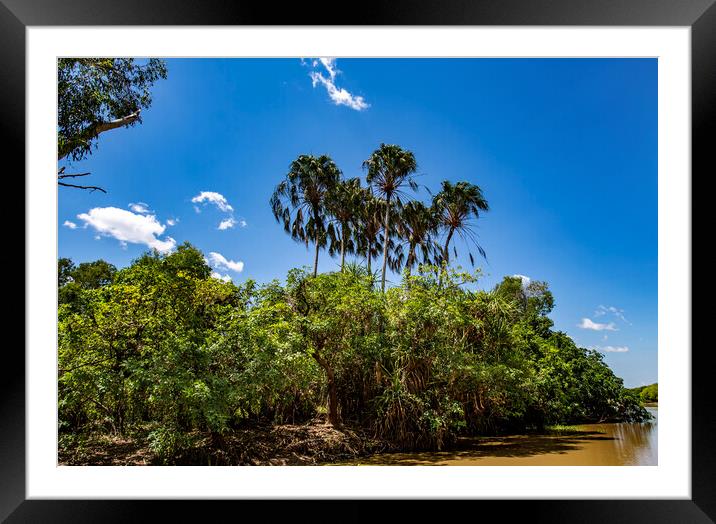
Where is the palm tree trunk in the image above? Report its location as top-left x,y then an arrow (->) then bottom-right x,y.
313,236 -> 320,277
443,228 -> 455,266
404,246 -> 416,291
367,245 -> 372,274
381,200 -> 391,292
340,227 -> 346,271
406,245 -> 415,280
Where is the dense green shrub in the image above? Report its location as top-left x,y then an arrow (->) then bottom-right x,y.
58,245 -> 651,461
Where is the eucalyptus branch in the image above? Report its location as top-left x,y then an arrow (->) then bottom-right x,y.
58,109 -> 141,161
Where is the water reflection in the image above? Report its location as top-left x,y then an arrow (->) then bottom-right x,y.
341,407 -> 657,466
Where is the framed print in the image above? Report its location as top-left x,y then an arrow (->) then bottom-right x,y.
4,0 -> 714,521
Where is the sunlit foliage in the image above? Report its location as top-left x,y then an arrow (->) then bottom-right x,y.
59,244 -> 649,462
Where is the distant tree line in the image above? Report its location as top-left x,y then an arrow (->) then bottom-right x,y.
627,383 -> 658,403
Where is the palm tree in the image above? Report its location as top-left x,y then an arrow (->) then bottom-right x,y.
354,187 -> 385,276
363,144 -> 418,291
326,177 -> 362,271
394,200 -> 438,279
431,180 -> 489,266
270,154 -> 341,277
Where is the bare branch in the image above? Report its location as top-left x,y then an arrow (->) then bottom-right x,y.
58,181 -> 107,193
58,172 -> 92,179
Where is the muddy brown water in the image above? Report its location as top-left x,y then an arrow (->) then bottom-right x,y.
339,407 -> 657,466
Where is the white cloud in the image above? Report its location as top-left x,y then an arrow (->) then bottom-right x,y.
166,218 -> 178,226
63,220 -> 77,229
210,271 -> 232,283
578,318 -> 618,331
207,251 -> 244,273
191,191 -> 234,213
128,202 -> 151,214
306,58 -> 369,111
218,217 -> 237,230
310,72 -> 370,111
601,345 -> 629,353
239,219 -> 248,228
319,58 -> 338,80
594,305 -> 631,324
77,207 -> 176,253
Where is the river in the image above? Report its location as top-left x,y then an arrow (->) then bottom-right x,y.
340,407 -> 657,466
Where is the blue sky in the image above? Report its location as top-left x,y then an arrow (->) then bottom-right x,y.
58,58 -> 657,387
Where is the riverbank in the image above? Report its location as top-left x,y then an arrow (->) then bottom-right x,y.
334,407 -> 658,466
59,408 -> 657,466
59,419 -> 390,466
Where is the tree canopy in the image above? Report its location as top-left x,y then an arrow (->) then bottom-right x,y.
59,245 -> 649,464
273,145 -> 492,289
270,154 -> 342,277
363,144 -> 419,291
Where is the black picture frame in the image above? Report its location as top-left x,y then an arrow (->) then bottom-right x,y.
3,1 -> 713,521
